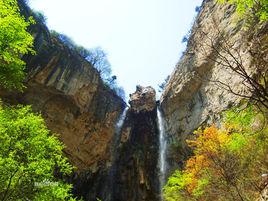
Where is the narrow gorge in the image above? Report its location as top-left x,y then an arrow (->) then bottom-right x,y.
0,0 -> 267,200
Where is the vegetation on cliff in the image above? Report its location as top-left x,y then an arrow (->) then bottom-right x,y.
164,106 -> 268,200
0,0 -> 34,90
164,0 -> 268,200
218,0 -> 268,22
0,0 -> 79,200
0,105 -> 77,201
50,30 -> 126,99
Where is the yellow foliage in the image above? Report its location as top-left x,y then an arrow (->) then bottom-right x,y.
164,106 -> 268,201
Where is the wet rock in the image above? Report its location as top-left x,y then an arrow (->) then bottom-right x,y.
113,107 -> 160,201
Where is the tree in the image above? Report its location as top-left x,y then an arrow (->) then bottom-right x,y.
0,105 -> 79,200
195,6 -> 201,13
164,106 -> 268,201
0,2 -> 80,200
85,47 -> 112,81
49,31 -> 126,100
49,33 -> 114,84
0,0 -> 35,90
218,0 -> 268,22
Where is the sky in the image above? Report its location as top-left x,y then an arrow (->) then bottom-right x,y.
29,0 -> 203,99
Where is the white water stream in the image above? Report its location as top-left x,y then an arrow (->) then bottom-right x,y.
108,107 -> 128,201
115,107 -> 128,135
157,108 -> 167,198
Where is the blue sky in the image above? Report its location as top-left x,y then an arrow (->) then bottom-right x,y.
29,0 -> 203,98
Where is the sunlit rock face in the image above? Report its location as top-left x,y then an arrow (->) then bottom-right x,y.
160,0 -> 268,173
129,85 -> 156,113
2,0 -> 126,175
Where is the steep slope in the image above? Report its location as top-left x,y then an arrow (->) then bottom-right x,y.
113,86 -> 160,201
161,0 -> 268,171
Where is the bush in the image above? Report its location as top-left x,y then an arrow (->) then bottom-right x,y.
0,0 -> 35,90
218,0 -> 268,22
0,105 -> 79,200
164,105 -> 268,201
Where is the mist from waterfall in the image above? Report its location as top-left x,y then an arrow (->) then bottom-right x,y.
157,107 -> 167,199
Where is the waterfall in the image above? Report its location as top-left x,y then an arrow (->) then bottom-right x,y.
112,107 -> 128,163
115,107 -> 128,136
157,107 -> 167,199
107,107 -> 128,201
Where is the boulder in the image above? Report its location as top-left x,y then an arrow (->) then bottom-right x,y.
129,85 -> 156,113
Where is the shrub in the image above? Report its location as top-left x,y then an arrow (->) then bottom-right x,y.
164,106 -> 268,201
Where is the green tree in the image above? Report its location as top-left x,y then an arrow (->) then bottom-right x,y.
0,105 -> 78,201
0,0 -> 35,90
164,106 -> 268,201
0,1 -> 80,200
218,0 -> 268,22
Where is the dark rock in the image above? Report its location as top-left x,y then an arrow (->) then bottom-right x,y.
111,107 -> 160,201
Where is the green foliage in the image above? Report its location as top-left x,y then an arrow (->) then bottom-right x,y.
0,105 -> 78,200
218,0 -> 268,22
164,105 -> 268,201
0,0 -> 35,90
224,106 -> 255,128
164,170 -> 191,201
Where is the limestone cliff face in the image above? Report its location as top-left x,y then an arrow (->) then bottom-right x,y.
161,0 -> 268,170
1,1 -> 126,174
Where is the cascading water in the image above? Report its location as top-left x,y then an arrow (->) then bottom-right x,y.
115,107 -> 128,136
157,107 -> 167,199
108,107 -> 128,201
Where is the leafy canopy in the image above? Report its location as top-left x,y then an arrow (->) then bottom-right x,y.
0,105 -> 79,201
0,0 -> 35,90
164,106 -> 268,201
218,0 -> 268,22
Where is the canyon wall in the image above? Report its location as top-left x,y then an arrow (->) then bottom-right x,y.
161,0 -> 268,172
1,0 -> 267,200
1,0 -> 126,187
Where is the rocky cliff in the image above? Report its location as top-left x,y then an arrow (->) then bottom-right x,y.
69,86 -> 160,201
1,0 -> 126,179
161,0 -> 268,172
2,0 -> 267,200
113,86 -> 160,201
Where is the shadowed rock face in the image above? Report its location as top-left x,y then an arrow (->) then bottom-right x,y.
112,86 -> 160,201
